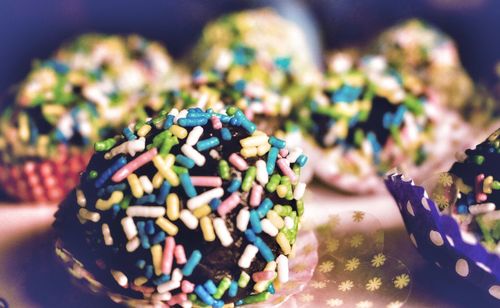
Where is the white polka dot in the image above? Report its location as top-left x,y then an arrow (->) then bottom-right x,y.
460,231 -> 478,245
409,233 -> 417,247
476,262 -> 492,273
424,190 -> 429,198
435,262 -> 441,268
489,285 -> 500,299
430,230 -> 444,246
446,235 -> 454,247
406,201 -> 415,216
421,197 -> 431,211
455,259 -> 469,277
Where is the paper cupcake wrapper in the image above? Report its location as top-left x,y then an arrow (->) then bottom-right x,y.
55,230 -> 318,307
294,211 -> 412,308
0,151 -> 91,203
384,173 -> 500,299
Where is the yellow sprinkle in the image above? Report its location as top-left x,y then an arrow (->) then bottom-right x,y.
151,244 -> 163,276
18,112 -> 30,143
134,276 -> 148,286
257,142 -> 271,156
240,134 -> 269,148
152,172 -> 164,189
96,191 -> 124,211
37,135 -> 50,157
166,193 -> 180,221
276,185 -> 288,198
276,232 -> 291,255
127,174 -> 144,198
484,176 -> 493,194
152,155 -> 179,187
193,204 -> 211,218
137,124 -> 152,137
266,210 -> 285,229
241,147 -> 258,158
156,217 -> 179,236
170,125 -> 188,139
200,216 -> 216,242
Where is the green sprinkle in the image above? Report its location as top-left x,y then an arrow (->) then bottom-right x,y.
266,174 -> 281,192
274,204 -> 292,216
473,155 -> 485,165
241,291 -> 271,304
213,277 -> 231,299
242,166 -> 256,192
219,160 -> 230,180
226,106 -> 238,116
297,199 -> 304,217
94,138 -> 116,152
238,271 -> 250,288
120,195 -> 131,210
88,170 -> 98,179
172,165 -> 188,175
492,180 -> 500,190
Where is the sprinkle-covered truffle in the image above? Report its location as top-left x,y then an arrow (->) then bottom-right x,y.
0,34 -> 186,202
437,129 -> 500,252
54,107 -> 307,306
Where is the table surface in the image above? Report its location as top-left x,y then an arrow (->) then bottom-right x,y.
0,182 -> 497,308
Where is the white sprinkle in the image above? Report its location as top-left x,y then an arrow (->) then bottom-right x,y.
181,144 -> 206,167
209,149 -> 220,160
126,206 -> 166,218
76,189 -> 86,207
213,218 -> 233,247
111,270 -> 128,287
171,268 -> 183,282
236,208 -> 250,231
126,237 -> 140,252
121,216 -> 138,240
238,244 -> 259,268
157,280 -> 181,293
277,254 -> 289,283
287,148 -> 303,163
168,108 -> 179,116
152,292 -> 172,302
186,126 -> 204,146
261,219 -> 279,237
187,187 -> 224,210
175,109 -> 188,122
293,182 -> 306,200
102,223 -> 113,246
78,208 -> 100,222
105,137 -> 146,159
139,175 -> 154,194
181,301 -> 193,308
180,209 -> 199,230
284,216 -> 294,229
255,160 -> 269,185
469,203 -> 496,215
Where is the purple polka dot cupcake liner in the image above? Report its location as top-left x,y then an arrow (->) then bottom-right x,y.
384,173 -> 500,300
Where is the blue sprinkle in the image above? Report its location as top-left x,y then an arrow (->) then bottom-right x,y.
250,210 -> 262,233
182,250 -> 202,276
112,204 -> 120,218
266,147 -> 279,174
219,115 -> 231,123
163,114 -> 175,129
176,154 -> 195,169
123,127 -> 137,141
195,285 -> 215,306
137,221 -> 150,249
197,137 -> 220,152
54,129 -> 67,143
136,194 -> 156,205
136,259 -> 146,269
204,280 -> 217,294
178,117 -> 208,127
275,57 -> 291,71
241,119 -> 256,134
244,229 -> 257,243
227,179 -> 241,193
333,85 -> 362,103
393,105 -> 407,126
145,265 -> 153,279
383,112 -> 393,129
180,173 -> 197,198
229,117 -> 241,126
254,236 -> 275,262
235,299 -> 244,306
269,136 -> 286,149
146,220 -> 155,235
153,274 -> 171,286
151,231 -> 166,245
268,283 -> 275,294
228,281 -> 238,297
296,154 -> 308,167
95,156 -> 127,188
221,128 -> 232,141
156,182 -> 171,205
256,198 -> 273,218
209,198 -> 221,210
234,80 -> 246,92
213,300 -> 224,308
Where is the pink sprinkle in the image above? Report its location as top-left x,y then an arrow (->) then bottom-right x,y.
162,236 -> 175,275
277,158 -> 297,183
111,148 -> 158,182
174,245 -> 187,264
168,293 -> 187,306
229,153 -> 249,171
217,193 -> 241,217
279,148 -> 288,158
250,185 -> 263,207
211,116 -> 222,130
244,108 -> 254,121
252,271 -> 275,282
476,174 -> 487,202
191,176 -> 223,187
181,280 -> 195,293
